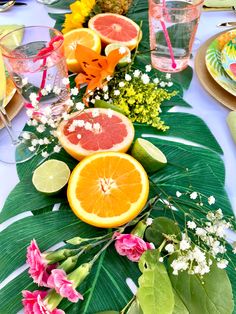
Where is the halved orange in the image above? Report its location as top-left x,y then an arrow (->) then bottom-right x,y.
63,28 -> 101,73
67,152 -> 149,228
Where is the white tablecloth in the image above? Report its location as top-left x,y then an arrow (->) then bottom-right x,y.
0,1 -> 236,215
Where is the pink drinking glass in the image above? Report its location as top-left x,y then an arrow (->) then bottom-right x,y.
148,0 -> 204,72
0,26 -> 70,163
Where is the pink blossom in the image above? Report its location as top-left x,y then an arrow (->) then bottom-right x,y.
114,232 -> 154,262
47,269 -> 83,303
26,239 -> 56,287
22,290 -> 64,314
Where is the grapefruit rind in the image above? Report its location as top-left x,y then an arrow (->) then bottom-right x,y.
67,152 -> 149,228
88,13 -> 141,50
57,108 -> 135,161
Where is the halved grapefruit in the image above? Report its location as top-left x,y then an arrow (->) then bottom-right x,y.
88,13 -> 141,51
57,108 -> 135,161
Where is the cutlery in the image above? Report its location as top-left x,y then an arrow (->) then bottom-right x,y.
203,5 -> 236,12
217,22 -> 236,27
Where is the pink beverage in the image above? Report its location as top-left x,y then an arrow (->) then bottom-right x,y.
0,26 -> 70,116
149,0 -> 203,72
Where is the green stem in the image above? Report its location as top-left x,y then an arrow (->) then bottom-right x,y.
120,296 -> 136,314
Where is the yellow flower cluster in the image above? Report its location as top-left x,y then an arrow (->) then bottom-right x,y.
112,80 -> 176,131
62,0 -> 95,34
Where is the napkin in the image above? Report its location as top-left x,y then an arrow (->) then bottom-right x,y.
204,0 -> 235,7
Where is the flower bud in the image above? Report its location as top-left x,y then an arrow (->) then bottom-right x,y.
68,262 -> 92,288
44,290 -> 63,311
59,256 -> 78,273
66,236 -> 88,245
45,249 -> 75,263
131,220 -> 147,238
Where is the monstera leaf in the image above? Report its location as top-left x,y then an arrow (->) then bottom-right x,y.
0,0 -> 235,313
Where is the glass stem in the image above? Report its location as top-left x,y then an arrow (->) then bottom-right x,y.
0,100 -> 19,145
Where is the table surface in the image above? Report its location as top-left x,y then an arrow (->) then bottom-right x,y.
0,1 -> 236,216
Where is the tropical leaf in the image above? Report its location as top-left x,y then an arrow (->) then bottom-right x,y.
137,250 -> 174,314
167,260 -> 234,314
47,0 -> 73,9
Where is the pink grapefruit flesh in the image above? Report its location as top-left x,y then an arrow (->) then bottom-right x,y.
58,108 -> 135,161
88,13 -> 141,50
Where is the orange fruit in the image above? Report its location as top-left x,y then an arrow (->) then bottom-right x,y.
67,152 -> 149,228
63,28 -> 101,73
88,13 -> 141,51
57,108 -> 135,161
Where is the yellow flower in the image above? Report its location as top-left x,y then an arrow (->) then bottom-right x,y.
62,0 -> 96,34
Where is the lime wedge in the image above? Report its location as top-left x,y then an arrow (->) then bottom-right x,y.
227,111 -> 236,143
131,138 -> 167,173
94,99 -> 126,115
0,25 -> 24,49
32,159 -> 71,194
104,43 -> 131,67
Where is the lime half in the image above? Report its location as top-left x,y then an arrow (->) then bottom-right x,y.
32,159 -> 71,194
105,43 -> 131,67
131,138 -> 167,173
94,99 -> 126,115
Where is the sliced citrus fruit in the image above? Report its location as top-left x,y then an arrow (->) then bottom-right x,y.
227,111 -> 236,143
63,28 -> 101,73
32,159 -> 71,194
4,77 -> 16,107
88,13 -> 141,50
94,99 -> 125,115
131,138 -> 167,173
105,43 -> 131,67
57,108 -> 135,161
67,152 -> 149,228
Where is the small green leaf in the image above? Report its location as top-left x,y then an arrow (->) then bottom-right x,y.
173,290 -> 189,314
127,299 -> 143,314
137,250 -> 174,314
145,217 -> 181,247
168,260 -> 234,314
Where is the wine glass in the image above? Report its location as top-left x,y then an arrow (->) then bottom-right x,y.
0,49 -> 38,164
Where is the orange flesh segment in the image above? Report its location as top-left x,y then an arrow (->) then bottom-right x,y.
75,156 -> 143,217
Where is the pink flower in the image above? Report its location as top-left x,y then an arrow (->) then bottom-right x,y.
22,290 -> 64,314
47,269 -> 83,303
27,239 -> 56,287
114,232 -> 154,262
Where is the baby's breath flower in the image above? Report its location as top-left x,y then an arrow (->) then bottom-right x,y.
93,122 -> 101,132
22,132 -> 31,140
22,77 -> 28,86
41,89 -> 48,96
46,84 -> 52,93
153,77 -> 159,84
92,109 -> 100,118
119,46 -> 126,54
159,81 -> 166,88
53,86 -> 61,95
43,138 -> 50,145
114,90 -> 120,96
84,122 -> 93,131
106,75 -> 112,81
62,112 -> 70,120
208,196 -> 215,205
103,85 -> 108,92
119,81 -> 125,88
159,257 -> 164,262
146,218 -> 153,226
76,102 -> 85,111
145,64 -> 152,72
36,125 -> 46,133
28,146 -> 36,152
107,109 -> 113,118
165,243 -> 175,253
95,95 -> 101,100
71,87 -> 79,96
141,74 -> 150,84
77,134 -> 82,139
53,145 -> 61,153
167,82 -> 173,87
41,151 -> 49,158
125,74 -> 132,81
176,191 -> 182,197
104,93 -> 109,100
187,221 -> 196,230
217,259 -> 228,269
65,98 -> 74,107
31,139 -> 38,146
38,139 -> 44,145
190,192 -> 198,200
133,69 -> 141,78
166,73 -> 171,79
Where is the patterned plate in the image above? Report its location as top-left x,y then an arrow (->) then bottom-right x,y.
205,29 -> 236,96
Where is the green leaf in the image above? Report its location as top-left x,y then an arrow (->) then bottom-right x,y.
137,250 -> 174,314
168,260 -> 234,314
145,217 -> 181,247
0,211 -> 104,283
95,312 -> 119,314
47,0 -> 73,9
0,176 -> 67,223
173,290 -> 189,314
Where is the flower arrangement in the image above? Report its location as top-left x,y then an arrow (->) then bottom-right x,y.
21,191 -> 235,313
